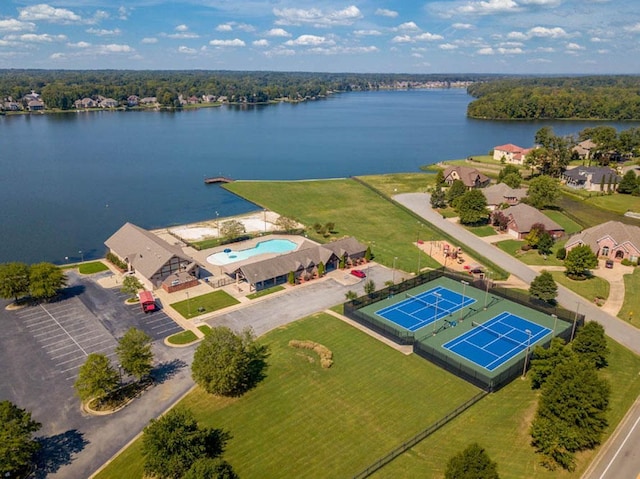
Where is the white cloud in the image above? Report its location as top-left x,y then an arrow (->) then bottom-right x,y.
264,48 -> 296,57
590,37 -> 608,43
528,58 -> 552,63
623,23 -> 640,33
477,47 -> 495,54
266,28 -> 291,37
506,31 -> 528,40
411,52 -> 423,58
527,26 -> 569,39
0,19 -> 35,32
19,4 -> 82,24
98,44 -> 133,54
67,41 -> 91,48
415,32 -> 444,41
141,37 -> 158,44
456,0 -> 521,15
175,24 -> 189,32
216,23 -> 233,32
178,46 -> 197,54
166,32 -> 199,39
253,39 -> 269,47
354,29 -> 382,36
50,52 -> 65,60
6,33 -> 67,43
397,22 -> 420,31
284,34 -> 333,46
566,42 -> 585,50
306,45 -> 378,55
209,38 -> 246,47
236,23 -> 255,32
519,0 -> 562,5
86,28 -> 121,36
496,47 -> 523,54
391,35 -> 412,43
597,49 -> 610,54
536,46 -> 555,52
375,8 -> 398,18
88,10 -> 109,25
452,23 -> 473,30
273,5 -> 362,27
440,43 -> 459,50
118,7 -> 130,20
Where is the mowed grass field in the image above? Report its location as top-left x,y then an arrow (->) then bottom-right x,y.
618,268 -> 640,327
225,178 -> 442,273
373,337 -> 640,479
94,313 -> 480,479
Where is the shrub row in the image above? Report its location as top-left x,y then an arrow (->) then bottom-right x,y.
289,340 -> 333,368
106,252 -> 127,271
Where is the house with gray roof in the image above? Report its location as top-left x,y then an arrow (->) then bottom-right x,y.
572,139 -> 596,160
501,204 -> 564,240
105,222 -> 200,289
565,221 -> 640,263
482,183 -> 528,210
562,166 -> 620,192
443,166 -> 490,189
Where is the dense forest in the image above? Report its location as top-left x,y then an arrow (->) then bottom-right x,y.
0,70 -> 498,111
466,76 -> 640,120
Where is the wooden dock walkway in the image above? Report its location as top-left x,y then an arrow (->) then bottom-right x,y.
204,176 -> 234,184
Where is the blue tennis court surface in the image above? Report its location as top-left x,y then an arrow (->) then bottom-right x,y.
375,286 -> 476,332
442,312 -> 551,371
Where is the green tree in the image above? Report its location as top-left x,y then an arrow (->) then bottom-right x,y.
287,271 -> 295,284
529,270 -> 558,303
184,458 -> 238,479
526,176 -> 560,209
446,179 -> 467,208
555,247 -> 566,260
537,232 -> 554,256
435,169 -> 445,186
142,407 -> 231,479
564,245 -> 598,279
317,261 -> 325,277
529,337 -> 574,389
572,321 -> 609,369
363,279 -> 376,296
456,189 -> 489,225
220,220 -> 246,241
116,327 -> 154,381
29,262 -> 67,300
444,443 -> 500,479
430,185 -> 446,209
191,327 -> 269,397
364,246 -> 373,261
524,223 -> 546,248
617,170 -> 638,194
74,353 -> 120,401
501,172 -> 522,188
345,290 -> 358,300
497,164 -> 521,184
0,262 -> 30,302
530,357 -> 610,471
121,275 -> 144,299
0,401 -> 42,477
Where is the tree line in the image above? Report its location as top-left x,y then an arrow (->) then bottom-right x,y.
0,70 -> 497,110
467,76 -> 640,120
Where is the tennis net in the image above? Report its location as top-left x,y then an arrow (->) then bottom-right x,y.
471,321 -> 530,349
405,292 -> 439,310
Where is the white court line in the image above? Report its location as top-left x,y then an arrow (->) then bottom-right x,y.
598,414 -> 640,479
38,304 -> 89,356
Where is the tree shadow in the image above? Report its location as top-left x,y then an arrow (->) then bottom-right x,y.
54,284 -> 86,301
33,429 -> 88,478
151,358 -> 187,384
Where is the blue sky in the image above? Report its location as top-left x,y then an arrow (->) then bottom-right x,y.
1,1 -> 639,73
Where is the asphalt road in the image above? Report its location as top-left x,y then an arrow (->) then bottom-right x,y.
394,192 -> 640,479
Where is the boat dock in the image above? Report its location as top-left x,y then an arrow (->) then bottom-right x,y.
204,176 -> 234,184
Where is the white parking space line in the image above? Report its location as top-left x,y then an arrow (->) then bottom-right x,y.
51,349 -> 83,360
57,355 -> 86,366
48,343 -> 78,353
82,338 -> 114,349
38,305 -> 89,356
154,325 -> 181,335
34,330 -> 68,340
24,319 -> 55,328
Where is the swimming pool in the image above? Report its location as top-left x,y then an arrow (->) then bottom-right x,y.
206,239 -> 298,266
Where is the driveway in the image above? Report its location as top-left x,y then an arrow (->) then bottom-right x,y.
394,192 -> 640,356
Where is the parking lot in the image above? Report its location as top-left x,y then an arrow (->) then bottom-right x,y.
15,297 -> 118,381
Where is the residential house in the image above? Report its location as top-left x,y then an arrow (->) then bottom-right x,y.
202,94 -> 217,103
140,97 -> 158,105
500,204 -> 564,239
482,183 -> 528,211
572,139 -> 596,160
22,90 -> 41,103
443,166 -> 490,189
27,100 -> 45,111
3,101 -> 20,111
562,166 -> 620,192
565,221 -> 640,263
99,98 -> 118,108
493,144 -> 534,165
187,96 -> 199,104
127,95 -> 140,107
105,222 -> 201,290
74,97 -> 97,109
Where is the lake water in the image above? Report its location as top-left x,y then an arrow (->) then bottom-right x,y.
2,89 -> 639,264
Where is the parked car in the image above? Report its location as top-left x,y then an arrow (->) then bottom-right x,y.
350,269 -> 366,278
605,259 -> 614,269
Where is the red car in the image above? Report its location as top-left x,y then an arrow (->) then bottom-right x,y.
350,269 -> 366,278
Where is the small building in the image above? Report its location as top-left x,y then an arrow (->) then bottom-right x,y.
565,221 -> 640,263
562,166 -> 620,191
501,204 -> 564,240
443,166 -> 490,189
3,101 -> 20,111
127,95 -> 140,107
482,183 -> 528,210
105,222 -> 201,290
74,97 -> 97,109
27,100 -> 45,111
493,144 -> 533,165
99,98 -> 118,108
572,139 -> 597,160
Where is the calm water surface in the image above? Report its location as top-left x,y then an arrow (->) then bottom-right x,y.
2,89 -> 639,263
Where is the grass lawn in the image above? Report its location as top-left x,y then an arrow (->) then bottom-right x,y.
166,330 -> 197,345
618,268 -> 640,327
372,337 -> 640,479
550,271 -> 610,303
198,324 -> 212,335
557,193 -> 640,229
78,261 -> 109,274
439,207 -> 458,219
355,173 -> 436,197
225,179 -> 443,274
495,239 -> 565,267
246,285 -> 285,300
542,210 -> 583,235
94,313 -> 480,479
465,224 -> 497,237
589,193 -> 640,215
170,291 -> 239,319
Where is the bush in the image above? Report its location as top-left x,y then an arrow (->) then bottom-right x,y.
556,247 -> 566,260
106,252 -> 127,271
289,340 -> 333,368
521,244 -> 532,251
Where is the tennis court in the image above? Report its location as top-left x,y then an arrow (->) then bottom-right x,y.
375,286 -> 476,332
442,312 -> 551,371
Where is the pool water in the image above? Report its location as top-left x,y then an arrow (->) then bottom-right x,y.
206,239 -> 298,265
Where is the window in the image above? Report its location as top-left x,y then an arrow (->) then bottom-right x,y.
601,246 -> 609,257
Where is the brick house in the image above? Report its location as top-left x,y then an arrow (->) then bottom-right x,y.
565,221 -> 640,263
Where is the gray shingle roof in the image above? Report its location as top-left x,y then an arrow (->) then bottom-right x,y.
443,166 -> 490,188
502,204 -> 564,234
482,183 -> 528,206
565,220 -> 640,252
563,166 -> 620,185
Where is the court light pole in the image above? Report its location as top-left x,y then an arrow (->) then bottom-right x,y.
483,271 -> 492,310
432,292 -> 441,335
522,329 -> 532,378
551,314 -> 558,336
459,280 -> 469,321
571,302 -> 580,341
215,211 -> 219,238
186,291 -> 191,318
79,250 -> 84,263
392,256 -> 398,284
